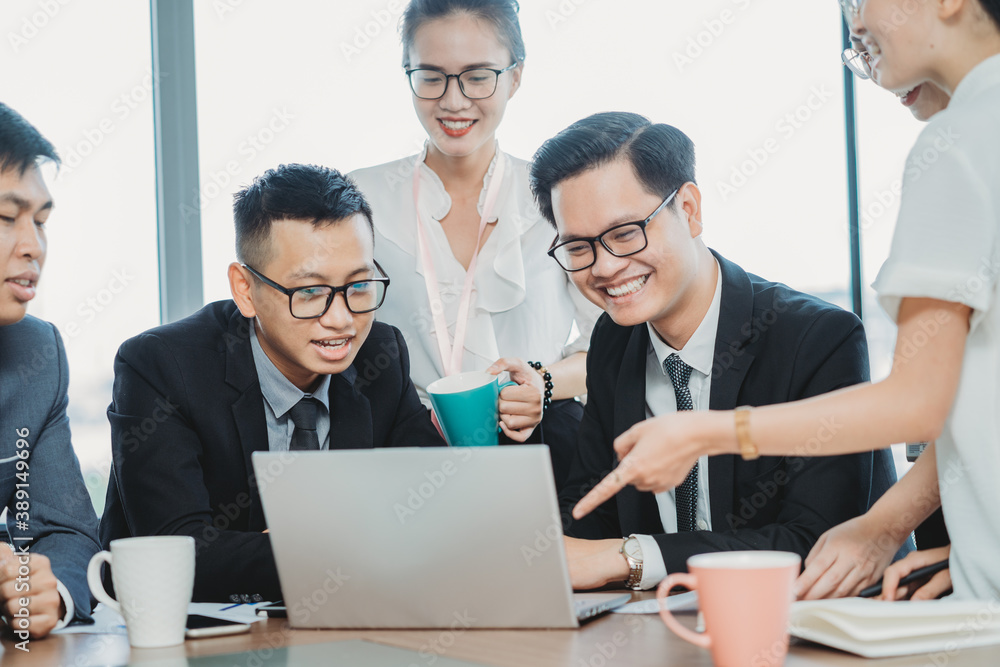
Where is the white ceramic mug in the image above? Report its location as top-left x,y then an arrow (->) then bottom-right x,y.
87,536 -> 195,648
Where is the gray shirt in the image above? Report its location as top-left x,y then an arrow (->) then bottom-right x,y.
249,322 -> 332,451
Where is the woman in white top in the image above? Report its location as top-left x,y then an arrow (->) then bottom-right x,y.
572,0 -> 1000,602
350,0 -> 600,487
794,11 -> 954,602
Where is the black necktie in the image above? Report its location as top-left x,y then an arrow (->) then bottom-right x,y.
289,397 -> 321,451
664,354 -> 699,532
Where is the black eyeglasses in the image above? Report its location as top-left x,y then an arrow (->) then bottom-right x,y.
405,63 -> 518,100
242,262 -> 390,318
547,190 -> 679,272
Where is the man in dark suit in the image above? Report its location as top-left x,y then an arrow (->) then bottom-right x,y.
0,102 -> 101,638
100,164 -> 445,602
528,112 -> 900,590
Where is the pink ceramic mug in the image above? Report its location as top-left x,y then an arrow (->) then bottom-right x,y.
657,551 -> 801,667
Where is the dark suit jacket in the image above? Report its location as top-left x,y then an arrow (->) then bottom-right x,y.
0,316 -> 101,623
100,301 -> 445,601
560,251 -> 898,573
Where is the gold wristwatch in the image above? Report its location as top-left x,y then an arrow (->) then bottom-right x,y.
620,536 -> 644,590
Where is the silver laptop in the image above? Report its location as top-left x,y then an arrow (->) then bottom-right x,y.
252,446 -> 630,629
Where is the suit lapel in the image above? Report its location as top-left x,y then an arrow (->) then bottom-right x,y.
224,312 -> 269,530
614,325 -> 665,535
707,251 -> 756,530
327,365 -> 373,450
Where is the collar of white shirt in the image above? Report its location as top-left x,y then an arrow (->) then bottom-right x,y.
646,258 -> 723,380
249,319 -> 332,419
951,53 -> 1000,107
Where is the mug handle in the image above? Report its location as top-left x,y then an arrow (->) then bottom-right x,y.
87,550 -> 121,614
657,573 -> 711,649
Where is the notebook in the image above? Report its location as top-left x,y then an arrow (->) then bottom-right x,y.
789,597 -> 1000,658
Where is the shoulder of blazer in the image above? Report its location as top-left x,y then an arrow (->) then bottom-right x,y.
118,300 -> 239,359
114,301 -> 255,396
742,270 -> 863,351
0,314 -> 64,399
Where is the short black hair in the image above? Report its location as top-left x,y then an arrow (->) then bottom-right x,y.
401,0 -> 525,68
530,112 -> 696,228
0,102 -> 60,176
233,164 -> 374,269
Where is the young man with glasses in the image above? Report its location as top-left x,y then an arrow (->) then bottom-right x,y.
0,103 -> 101,638
529,112 -> 900,591
99,164 -> 444,602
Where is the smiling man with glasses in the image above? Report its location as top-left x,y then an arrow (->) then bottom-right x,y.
528,112 -> 901,592
99,163 -> 444,602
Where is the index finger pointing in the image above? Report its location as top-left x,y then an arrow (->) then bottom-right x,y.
572,465 -> 631,520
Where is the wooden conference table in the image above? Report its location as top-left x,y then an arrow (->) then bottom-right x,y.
2,591 -> 997,666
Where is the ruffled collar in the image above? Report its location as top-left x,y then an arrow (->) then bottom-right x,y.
376,142 -> 544,364
416,141 -> 504,224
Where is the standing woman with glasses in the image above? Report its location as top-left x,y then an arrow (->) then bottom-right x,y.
349,0 -> 600,487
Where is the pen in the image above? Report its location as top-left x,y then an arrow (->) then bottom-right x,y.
858,559 -> 949,598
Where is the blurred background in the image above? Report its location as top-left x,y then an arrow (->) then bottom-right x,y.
1,0 -> 923,512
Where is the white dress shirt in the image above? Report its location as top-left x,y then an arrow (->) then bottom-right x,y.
633,260 -> 722,589
349,143 -> 602,400
872,54 -> 1000,601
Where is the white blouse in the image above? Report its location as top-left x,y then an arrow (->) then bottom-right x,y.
349,143 -> 601,399
873,54 -> 1000,602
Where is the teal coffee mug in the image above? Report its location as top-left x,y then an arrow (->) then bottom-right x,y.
426,371 -> 518,447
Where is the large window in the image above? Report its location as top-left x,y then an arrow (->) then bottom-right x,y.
195,0 -> 852,305
4,0 -> 160,512
2,0 -> 916,506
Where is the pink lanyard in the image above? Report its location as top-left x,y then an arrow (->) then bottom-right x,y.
412,153 -> 507,377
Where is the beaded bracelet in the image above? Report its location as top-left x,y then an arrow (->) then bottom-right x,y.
527,361 -> 553,412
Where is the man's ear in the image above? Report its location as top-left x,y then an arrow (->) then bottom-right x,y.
678,183 -> 704,238
229,262 -> 257,318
